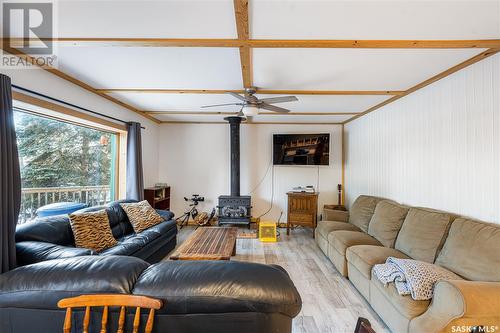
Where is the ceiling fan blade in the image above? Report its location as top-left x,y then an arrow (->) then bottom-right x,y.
258,96 -> 298,104
201,103 -> 244,108
259,103 -> 291,113
227,92 -> 248,102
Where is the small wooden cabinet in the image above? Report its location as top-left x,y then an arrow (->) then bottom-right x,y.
286,192 -> 319,237
144,186 -> 170,210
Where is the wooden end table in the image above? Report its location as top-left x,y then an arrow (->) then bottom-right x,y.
170,227 -> 238,260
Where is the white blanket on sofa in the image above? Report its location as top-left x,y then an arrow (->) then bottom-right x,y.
372,257 -> 462,300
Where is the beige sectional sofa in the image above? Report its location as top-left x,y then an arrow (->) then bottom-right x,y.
315,195 -> 500,333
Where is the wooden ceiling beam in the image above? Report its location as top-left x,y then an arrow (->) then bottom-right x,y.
160,121 -> 343,125
145,111 -> 359,115
344,48 -> 499,124
1,46 -> 161,124
19,38 -> 500,49
97,88 -> 403,95
233,0 -> 253,88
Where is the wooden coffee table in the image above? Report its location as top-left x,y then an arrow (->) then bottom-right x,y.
170,227 -> 238,260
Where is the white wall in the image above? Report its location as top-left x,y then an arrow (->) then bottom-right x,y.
1,67 -> 160,189
345,53 -> 500,224
158,124 -> 342,221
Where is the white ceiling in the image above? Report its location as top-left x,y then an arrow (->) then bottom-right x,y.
107,93 -> 391,113
57,1 -> 238,38
57,47 -> 243,89
253,49 -> 484,90
46,0 -> 500,123
251,1 -> 500,40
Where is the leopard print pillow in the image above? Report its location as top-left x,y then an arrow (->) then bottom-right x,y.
120,200 -> 164,233
69,209 -> 117,252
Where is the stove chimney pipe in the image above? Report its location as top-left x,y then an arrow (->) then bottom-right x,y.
224,116 -> 242,197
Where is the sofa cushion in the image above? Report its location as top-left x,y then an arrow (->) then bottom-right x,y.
120,200 -> 164,233
99,235 -> 144,256
370,270 -> 430,319
0,256 -> 149,310
368,201 -> 409,248
346,245 -> 410,278
349,195 -> 386,232
435,218 -> 500,281
316,220 -> 361,239
328,231 -> 382,255
395,207 -> 454,263
132,260 -> 302,317
69,209 -> 118,252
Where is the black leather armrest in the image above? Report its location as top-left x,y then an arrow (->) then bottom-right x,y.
156,209 -> 175,220
16,241 -> 95,266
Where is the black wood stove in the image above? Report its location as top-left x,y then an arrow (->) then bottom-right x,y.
218,116 -> 251,226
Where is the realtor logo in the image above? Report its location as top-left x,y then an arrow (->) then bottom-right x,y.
1,1 -> 57,68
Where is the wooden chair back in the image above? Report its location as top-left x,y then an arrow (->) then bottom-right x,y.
57,294 -> 163,333
354,317 -> 376,333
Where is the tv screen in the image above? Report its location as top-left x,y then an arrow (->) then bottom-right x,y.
273,133 -> 330,166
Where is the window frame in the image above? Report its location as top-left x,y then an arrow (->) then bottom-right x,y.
13,91 -> 127,200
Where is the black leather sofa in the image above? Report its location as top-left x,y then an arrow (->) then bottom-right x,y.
0,256 -> 302,333
15,199 -> 177,266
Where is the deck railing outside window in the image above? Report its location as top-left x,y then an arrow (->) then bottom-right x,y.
19,185 -> 111,224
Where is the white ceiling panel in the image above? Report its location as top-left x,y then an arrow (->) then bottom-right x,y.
253,48 -> 485,90
108,93 -> 244,111
108,92 -> 390,112
57,47 -> 243,89
249,114 -> 352,123
155,114 -> 352,123
251,1 -> 500,39
58,0 -> 237,38
254,94 -> 390,113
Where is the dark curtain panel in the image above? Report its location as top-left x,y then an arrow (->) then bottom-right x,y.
126,122 -> 144,201
0,74 -> 20,272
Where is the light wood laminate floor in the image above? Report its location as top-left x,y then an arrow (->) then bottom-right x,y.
171,226 -> 390,333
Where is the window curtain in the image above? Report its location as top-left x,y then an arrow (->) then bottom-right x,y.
0,74 -> 20,273
126,122 -> 144,201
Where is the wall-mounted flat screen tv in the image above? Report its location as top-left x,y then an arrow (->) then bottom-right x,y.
273,133 -> 330,166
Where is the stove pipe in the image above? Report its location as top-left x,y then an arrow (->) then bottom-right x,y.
224,116 -> 242,197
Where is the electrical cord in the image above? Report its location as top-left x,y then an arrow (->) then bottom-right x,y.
257,164 -> 275,219
249,158 -> 273,194
317,165 -> 320,192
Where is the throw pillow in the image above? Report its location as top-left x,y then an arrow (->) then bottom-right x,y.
69,209 -> 117,252
120,200 -> 164,233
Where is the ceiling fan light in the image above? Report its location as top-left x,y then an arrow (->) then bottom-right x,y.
243,105 -> 259,116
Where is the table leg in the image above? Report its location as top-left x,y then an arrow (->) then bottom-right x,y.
232,241 -> 236,256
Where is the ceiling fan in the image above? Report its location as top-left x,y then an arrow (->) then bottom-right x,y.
201,87 -> 298,117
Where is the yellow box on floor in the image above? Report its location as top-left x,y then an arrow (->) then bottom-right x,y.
259,221 -> 277,242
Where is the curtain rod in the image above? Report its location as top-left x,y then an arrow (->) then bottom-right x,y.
12,85 -> 145,129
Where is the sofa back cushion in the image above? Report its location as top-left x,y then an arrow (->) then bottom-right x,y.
435,218 -> 500,281
349,195 -> 386,232
15,215 -> 75,245
75,199 -> 137,239
395,207 -> 454,263
0,256 -> 149,310
368,201 -> 409,248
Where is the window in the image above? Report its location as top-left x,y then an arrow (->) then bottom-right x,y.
14,109 -> 119,223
